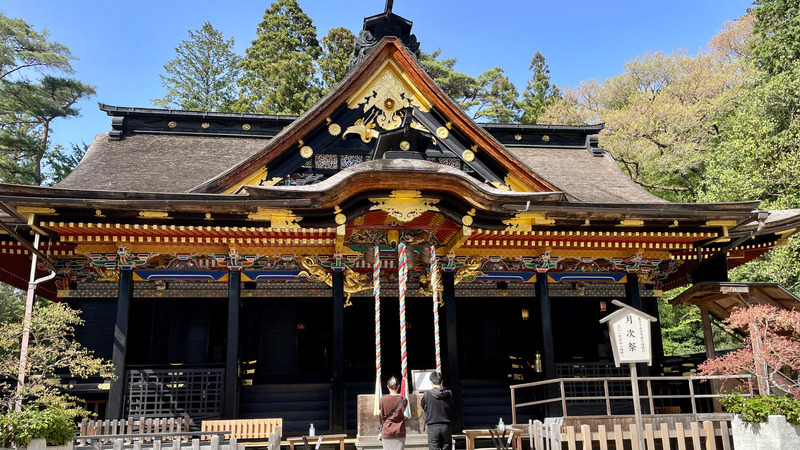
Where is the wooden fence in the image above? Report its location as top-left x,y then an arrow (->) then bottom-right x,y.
510,374 -> 753,423
78,417 -> 192,444
529,419 -> 733,450
76,435 -> 242,450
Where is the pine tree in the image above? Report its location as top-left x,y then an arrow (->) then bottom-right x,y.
518,52 -> 561,124
0,13 -> 94,186
318,27 -> 355,92
235,0 -> 322,114
153,22 -> 241,112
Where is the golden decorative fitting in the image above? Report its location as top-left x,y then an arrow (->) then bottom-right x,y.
335,213 -> 347,225
542,135 -> 550,142
95,209 -> 105,218
347,63 -> 431,130
502,213 -> 555,231
471,144 -> 479,152
96,267 -> 120,283
399,140 -> 411,151
168,121 -> 177,128
343,266 -> 371,304
669,220 -> 679,228
298,139 -> 304,147
462,215 -> 474,226
204,213 -> 214,221
242,123 -> 251,131
514,134 -> 522,141
583,219 -> 591,226
467,208 -> 476,216
436,127 -> 450,139
343,116 -> 379,143
248,207 -> 302,228
462,150 -> 475,162
328,123 -> 341,136
334,206 -> 342,214
369,190 -> 440,223
618,219 -> 645,227
297,256 -> 332,285
454,257 -> 485,285
201,122 -> 210,129
300,146 -> 314,159
418,271 -> 444,298
17,206 -> 56,216
445,122 -> 452,129
490,181 -> 511,191
138,210 -> 171,220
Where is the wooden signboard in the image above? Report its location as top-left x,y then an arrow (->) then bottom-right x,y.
600,299 -> 657,367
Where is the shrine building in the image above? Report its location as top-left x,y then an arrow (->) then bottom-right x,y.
0,5 -> 799,435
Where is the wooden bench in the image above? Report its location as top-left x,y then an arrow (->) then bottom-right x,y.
287,434 -> 346,450
201,418 -> 283,440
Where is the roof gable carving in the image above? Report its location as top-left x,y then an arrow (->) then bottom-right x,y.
192,38 -> 559,195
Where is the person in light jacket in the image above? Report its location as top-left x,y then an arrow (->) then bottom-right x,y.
380,376 -> 408,450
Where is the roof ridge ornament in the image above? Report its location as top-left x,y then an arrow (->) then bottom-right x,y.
347,1 -> 420,72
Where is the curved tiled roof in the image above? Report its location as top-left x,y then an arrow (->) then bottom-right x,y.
56,132 -> 269,193
507,147 -> 668,204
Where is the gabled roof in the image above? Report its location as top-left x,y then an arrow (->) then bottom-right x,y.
189,37 -> 560,194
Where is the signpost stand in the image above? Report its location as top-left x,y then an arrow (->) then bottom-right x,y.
600,299 -> 657,450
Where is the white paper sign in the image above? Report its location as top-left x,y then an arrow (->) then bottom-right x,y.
600,300 -> 657,367
609,313 -> 651,365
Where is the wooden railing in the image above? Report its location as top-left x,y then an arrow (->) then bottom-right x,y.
510,374 -> 753,424
529,419 -> 733,450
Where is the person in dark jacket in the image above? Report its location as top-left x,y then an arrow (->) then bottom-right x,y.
421,372 -> 453,450
380,376 -> 408,450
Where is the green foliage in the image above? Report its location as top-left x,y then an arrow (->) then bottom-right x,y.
47,142 -> 87,186
153,22 -> 241,112
470,68 -> 519,123
0,12 -> 74,81
751,0 -> 800,76
318,27 -> 355,92
518,52 -> 561,124
0,12 -> 94,186
0,285 -> 23,326
0,407 -> 77,447
419,50 -> 478,110
0,301 -> 114,415
658,290 -> 741,356
722,393 -> 800,424
236,0 -> 322,114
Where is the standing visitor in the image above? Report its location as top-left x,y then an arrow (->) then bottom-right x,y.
421,372 -> 453,450
380,376 -> 408,450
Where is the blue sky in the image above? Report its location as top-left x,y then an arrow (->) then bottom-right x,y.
3,0 -> 753,153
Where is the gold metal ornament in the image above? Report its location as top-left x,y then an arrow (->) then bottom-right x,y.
335,213 -> 347,225
168,121 -> 177,128
242,124 -> 251,131
454,257 -> 485,285
328,123 -> 341,136
436,127 -> 450,139
462,215 -> 474,226
343,116 -> 380,143
201,122 -> 210,129
514,134 -> 522,141
300,146 -> 314,159
399,140 -> 411,151
542,135 -> 550,142
462,150 -> 475,162
369,190 -> 440,223
347,66 -> 430,131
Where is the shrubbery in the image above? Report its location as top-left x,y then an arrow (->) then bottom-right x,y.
0,408 -> 76,447
722,393 -> 800,425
